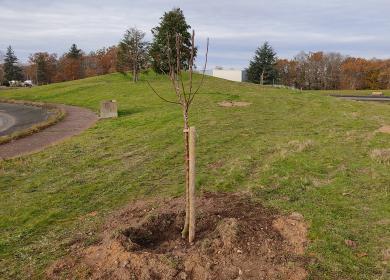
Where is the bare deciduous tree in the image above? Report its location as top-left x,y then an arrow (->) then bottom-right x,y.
147,31 -> 209,243
118,27 -> 149,82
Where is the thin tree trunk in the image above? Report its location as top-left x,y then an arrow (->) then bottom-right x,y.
133,63 -> 136,82
260,70 -> 264,85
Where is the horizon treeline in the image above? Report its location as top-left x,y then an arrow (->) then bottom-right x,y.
247,42 -> 390,90
0,43 -> 119,86
2,44 -> 390,90
276,51 -> 390,90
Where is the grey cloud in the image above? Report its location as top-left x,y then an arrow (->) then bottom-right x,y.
0,0 -> 389,68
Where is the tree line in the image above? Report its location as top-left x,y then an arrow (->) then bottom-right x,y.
248,43 -> 390,90
0,8 -> 194,86
0,43 -> 119,86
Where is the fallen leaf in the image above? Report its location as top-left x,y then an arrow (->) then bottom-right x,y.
357,252 -> 368,257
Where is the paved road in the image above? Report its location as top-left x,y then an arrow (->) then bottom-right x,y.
0,104 -> 98,159
0,103 -> 51,136
330,95 -> 390,102
0,111 -> 16,133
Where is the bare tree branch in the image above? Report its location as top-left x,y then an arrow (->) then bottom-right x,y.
176,35 -> 189,104
166,37 -> 184,105
188,31 -> 195,98
189,38 -> 209,105
146,79 -> 181,104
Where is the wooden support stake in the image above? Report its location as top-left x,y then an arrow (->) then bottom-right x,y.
181,128 -> 190,239
188,126 -> 196,243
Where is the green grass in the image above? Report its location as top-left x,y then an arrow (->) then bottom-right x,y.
0,73 -> 389,279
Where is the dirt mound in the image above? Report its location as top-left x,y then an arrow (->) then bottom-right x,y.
218,101 -> 251,107
47,192 -> 309,280
272,212 -> 308,255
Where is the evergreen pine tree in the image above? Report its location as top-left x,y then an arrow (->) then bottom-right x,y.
67,44 -> 82,59
65,44 -> 83,80
150,8 -> 196,73
3,46 -> 23,81
247,42 -> 278,85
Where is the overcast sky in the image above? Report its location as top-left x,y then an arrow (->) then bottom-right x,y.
1,0 -> 389,68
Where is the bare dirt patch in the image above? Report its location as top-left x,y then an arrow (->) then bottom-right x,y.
47,192 -> 309,280
377,125 -> 390,134
272,212 -> 308,255
207,160 -> 224,170
218,101 -> 251,107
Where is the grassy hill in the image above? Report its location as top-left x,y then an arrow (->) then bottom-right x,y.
0,73 -> 389,279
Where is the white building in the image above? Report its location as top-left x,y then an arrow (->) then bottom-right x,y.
212,69 -> 248,82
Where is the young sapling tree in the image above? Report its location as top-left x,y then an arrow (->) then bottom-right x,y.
147,31 -> 209,243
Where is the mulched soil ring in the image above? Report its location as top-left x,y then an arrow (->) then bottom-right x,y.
47,192 -> 310,280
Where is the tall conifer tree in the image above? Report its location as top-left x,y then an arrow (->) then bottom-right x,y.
150,8 -> 196,73
3,46 -> 23,81
247,42 -> 277,85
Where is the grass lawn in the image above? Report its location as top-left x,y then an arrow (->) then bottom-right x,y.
0,73 -> 389,279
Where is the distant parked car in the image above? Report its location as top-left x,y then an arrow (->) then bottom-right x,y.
23,80 -> 33,87
9,80 -> 20,87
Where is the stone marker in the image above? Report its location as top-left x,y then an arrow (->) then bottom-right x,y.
372,92 -> 384,96
100,100 -> 118,118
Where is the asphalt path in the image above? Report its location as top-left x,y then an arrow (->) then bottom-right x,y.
330,95 -> 390,102
0,103 -> 51,136
0,104 -> 98,159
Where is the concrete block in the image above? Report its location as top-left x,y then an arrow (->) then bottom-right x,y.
100,100 -> 118,118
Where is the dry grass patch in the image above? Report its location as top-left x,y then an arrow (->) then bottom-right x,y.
287,140 -> 315,153
370,149 -> 390,164
311,177 -> 333,188
278,140 -> 315,158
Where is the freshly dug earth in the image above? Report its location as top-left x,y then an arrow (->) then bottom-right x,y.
47,192 -> 309,280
